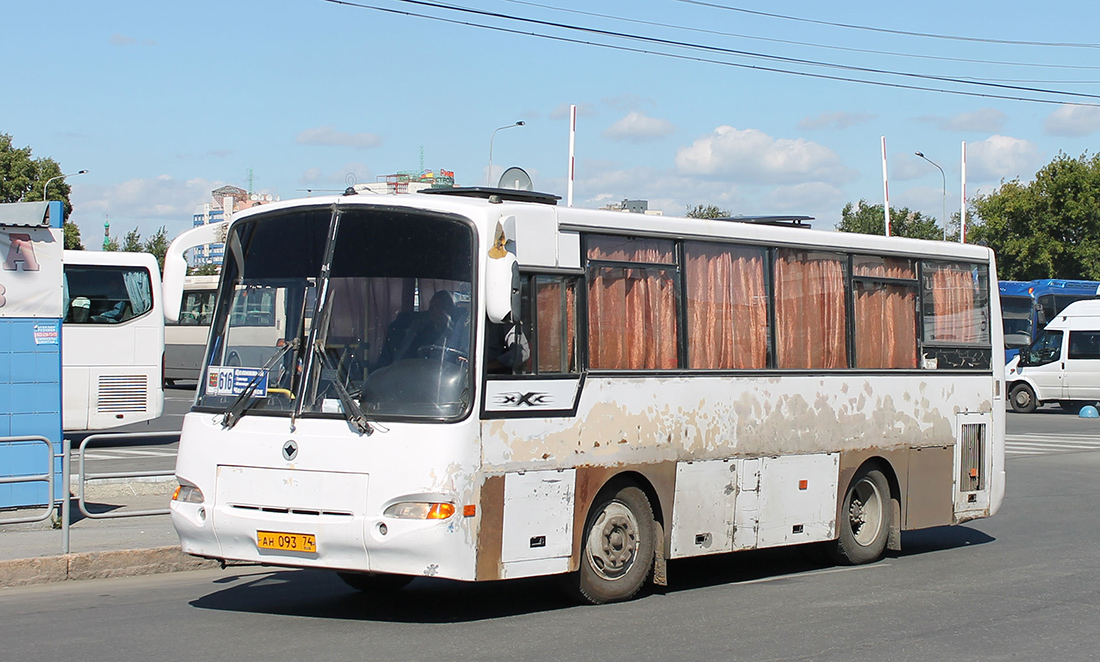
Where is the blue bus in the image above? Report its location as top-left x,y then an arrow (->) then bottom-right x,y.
999,279 -> 1100,362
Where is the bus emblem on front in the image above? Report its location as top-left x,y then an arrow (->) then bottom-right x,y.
282,440 -> 298,461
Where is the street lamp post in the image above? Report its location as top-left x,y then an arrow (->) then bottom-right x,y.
914,152 -> 946,240
42,169 -> 88,201
488,122 -> 525,186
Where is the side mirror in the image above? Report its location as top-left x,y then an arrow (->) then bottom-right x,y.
486,252 -> 520,324
162,221 -> 228,322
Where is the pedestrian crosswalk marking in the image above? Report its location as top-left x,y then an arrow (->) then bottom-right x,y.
81,447 -> 177,461
1005,433 -> 1100,456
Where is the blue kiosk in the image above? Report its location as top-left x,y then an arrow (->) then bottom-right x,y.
0,201 -> 64,510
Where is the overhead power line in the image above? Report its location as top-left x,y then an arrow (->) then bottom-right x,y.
321,0 -> 1100,106
675,0 -> 1100,49
503,0 -> 1100,72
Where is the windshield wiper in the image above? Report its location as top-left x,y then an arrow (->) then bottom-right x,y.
313,341 -> 375,436
220,338 -> 299,430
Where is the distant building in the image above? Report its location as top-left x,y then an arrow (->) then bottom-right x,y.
190,185 -> 279,269
353,169 -> 456,195
599,199 -> 664,216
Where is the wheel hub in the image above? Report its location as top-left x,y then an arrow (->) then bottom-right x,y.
586,501 -> 639,580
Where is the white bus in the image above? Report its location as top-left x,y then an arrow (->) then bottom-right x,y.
168,188 -> 1005,603
62,250 -> 164,431
165,275 -> 217,384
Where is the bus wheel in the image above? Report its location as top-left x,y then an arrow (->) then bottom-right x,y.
575,485 -> 655,604
832,468 -> 890,565
1010,384 -> 1037,413
337,571 -> 413,593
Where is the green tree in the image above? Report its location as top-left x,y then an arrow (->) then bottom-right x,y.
63,221 -> 84,250
188,263 -> 220,276
122,228 -> 143,252
837,199 -> 943,240
969,152 -> 1100,280
686,204 -> 730,219
0,132 -> 84,247
143,226 -> 169,273
103,236 -> 120,252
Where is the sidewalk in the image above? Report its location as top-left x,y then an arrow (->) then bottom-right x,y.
0,477 -> 218,588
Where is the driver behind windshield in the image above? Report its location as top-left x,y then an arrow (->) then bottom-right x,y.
373,290 -> 456,368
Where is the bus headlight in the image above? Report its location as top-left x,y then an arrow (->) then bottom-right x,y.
172,482 -> 205,504
383,502 -> 456,520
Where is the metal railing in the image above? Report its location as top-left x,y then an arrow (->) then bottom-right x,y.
0,436 -> 56,525
0,431 -> 178,554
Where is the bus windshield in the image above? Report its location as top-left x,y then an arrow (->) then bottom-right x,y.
1000,294 -> 1033,350
197,206 -> 475,421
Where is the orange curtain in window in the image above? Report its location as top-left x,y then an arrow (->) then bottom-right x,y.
588,266 -> 678,369
931,267 -> 978,342
536,279 -> 576,372
684,243 -> 767,369
854,283 -> 917,368
775,250 -> 848,369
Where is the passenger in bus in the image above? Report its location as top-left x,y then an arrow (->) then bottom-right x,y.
373,290 -> 457,368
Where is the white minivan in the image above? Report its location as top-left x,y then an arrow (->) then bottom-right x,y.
1007,299 -> 1100,412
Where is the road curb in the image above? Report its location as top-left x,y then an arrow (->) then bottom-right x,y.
0,546 -> 219,589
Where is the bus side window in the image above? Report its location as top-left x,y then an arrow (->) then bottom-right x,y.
523,275 -> 578,374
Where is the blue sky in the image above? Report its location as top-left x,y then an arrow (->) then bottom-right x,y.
6,0 -> 1100,244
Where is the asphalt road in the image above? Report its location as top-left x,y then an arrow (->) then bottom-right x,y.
3,436 -> 1100,661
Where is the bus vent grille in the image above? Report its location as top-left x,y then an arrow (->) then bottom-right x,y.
959,422 -> 985,491
230,503 -> 353,518
97,375 -> 149,413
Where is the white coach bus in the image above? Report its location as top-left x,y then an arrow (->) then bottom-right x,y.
62,250 -> 164,430
168,188 -> 1005,603
164,275 -> 218,384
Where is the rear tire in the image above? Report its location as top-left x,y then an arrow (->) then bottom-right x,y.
1010,383 -> 1038,413
831,468 -> 891,565
337,571 -> 413,593
572,485 -> 655,605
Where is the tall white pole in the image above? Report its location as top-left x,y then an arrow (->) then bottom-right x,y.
567,104 -> 577,208
960,141 -> 967,243
881,136 -> 891,237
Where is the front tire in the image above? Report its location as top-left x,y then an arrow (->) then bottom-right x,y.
1010,383 -> 1038,413
831,468 -> 891,565
573,485 -> 655,605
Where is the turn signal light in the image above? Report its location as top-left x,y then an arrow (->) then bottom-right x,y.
172,483 -> 204,504
383,501 -> 457,520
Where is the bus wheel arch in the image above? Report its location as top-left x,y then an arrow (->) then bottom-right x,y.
568,470 -> 666,604
831,459 -> 898,564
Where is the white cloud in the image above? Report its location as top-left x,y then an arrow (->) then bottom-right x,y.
549,102 -> 598,120
797,111 -> 875,131
602,94 -> 657,112
918,108 -> 1006,133
1045,105 -> 1100,137
966,135 -> 1041,182
603,111 -> 675,143
295,126 -> 382,150
69,175 -> 221,243
674,126 -> 854,184
110,33 -> 155,47
761,182 -> 844,214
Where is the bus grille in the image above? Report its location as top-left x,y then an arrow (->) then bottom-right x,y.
959,422 -> 985,491
97,375 -> 149,413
